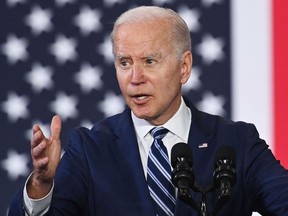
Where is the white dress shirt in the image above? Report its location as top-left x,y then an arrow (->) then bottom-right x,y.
132,97 -> 191,178
23,97 -> 191,215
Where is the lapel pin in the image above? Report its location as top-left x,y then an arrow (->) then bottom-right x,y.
198,143 -> 208,148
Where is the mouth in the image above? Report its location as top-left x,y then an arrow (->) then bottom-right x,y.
134,95 -> 148,100
131,94 -> 149,104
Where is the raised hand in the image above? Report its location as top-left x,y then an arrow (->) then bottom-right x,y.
27,115 -> 62,199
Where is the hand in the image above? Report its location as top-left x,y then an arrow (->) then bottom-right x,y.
27,115 -> 62,199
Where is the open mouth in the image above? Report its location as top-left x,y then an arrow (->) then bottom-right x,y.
131,94 -> 149,103
134,95 -> 147,101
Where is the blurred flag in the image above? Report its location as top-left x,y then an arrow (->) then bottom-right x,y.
231,0 -> 288,169
0,0 -> 287,214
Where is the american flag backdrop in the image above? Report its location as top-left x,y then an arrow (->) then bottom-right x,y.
0,0 -> 287,215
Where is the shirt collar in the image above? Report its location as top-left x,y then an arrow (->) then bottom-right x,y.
131,97 -> 191,142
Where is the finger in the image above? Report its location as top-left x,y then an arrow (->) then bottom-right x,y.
31,139 -> 47,158
32,124 -> 41,134
34,157 -> 49,171
31,128 -> 46,149
50,115 -> 62,141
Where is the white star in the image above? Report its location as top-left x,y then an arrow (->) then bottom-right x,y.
25,6 -> 53,35
178,6 -> 201,32
97,35 -> 114,65
6,0 -> 26,7
196,34 -> 225,65
74,6 -> 102,36
49,92 -> 78,121
202,0 -> 224,7
103,0 -> 125,7
25,63 -> 54,93
55,0 -> 75,7
74,63 -> 103,93
1,150 -> 30,180
197,92 -> 225,116
98,92 -> 125,117
182,66 -> 202,93
49,35 -> 77,64
1,92 -> 29,122
1,35 -> 28,64
151,0 -> 173,6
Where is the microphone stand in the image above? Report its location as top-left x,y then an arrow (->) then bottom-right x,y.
178,183 -> 210,216
200,191 -> 207,216
178,190 -> 208,216
178,182 -> 231,216
171,144 -> 236,216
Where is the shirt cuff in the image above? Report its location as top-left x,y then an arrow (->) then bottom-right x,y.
23,172 -> 54,215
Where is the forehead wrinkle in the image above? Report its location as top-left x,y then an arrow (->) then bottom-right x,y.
113,21 -> 176,58
142,51 -> 162,59
115,48 -> 163,60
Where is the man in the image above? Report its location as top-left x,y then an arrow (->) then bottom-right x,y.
8,6 -> 288,216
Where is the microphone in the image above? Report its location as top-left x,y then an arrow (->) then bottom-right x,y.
171,143 -> 194,195
212,145 -> 237,215
171,143 -> 200,213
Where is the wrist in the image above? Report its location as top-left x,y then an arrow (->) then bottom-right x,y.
27,172 -> 53,199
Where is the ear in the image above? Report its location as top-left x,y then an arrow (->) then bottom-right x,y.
180,51 -> 193,84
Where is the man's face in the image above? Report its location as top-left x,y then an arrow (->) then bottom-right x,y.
113,20 -> 192,125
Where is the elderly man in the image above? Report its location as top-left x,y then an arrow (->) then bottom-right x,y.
9,6 -> 288,216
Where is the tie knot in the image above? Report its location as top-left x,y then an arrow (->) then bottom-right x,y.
150,127 -> 169,140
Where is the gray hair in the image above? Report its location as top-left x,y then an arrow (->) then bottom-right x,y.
111,6 -> 192,58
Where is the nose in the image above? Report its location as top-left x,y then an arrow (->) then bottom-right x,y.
131,64 -> 145,85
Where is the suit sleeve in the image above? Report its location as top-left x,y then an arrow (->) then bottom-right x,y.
243,123 -> 288,215
46,127 -> 92,215
8,127 -> 93,216
8,188 -> 26,216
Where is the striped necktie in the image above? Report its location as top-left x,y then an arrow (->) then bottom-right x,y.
147,127 -> 176,216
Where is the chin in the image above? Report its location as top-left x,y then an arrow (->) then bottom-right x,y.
132,109 -> 152,120
133,112 -> 149,120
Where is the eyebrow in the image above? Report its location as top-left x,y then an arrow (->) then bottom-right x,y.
114,52 -> 163,61
115,54 -> 129,59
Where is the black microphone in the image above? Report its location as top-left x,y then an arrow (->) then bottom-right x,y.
171,143 -> 194,196
171,143 -> 200,213
212,145 -> 237,215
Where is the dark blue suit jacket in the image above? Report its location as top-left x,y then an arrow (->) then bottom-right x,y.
9,100 -> 288,215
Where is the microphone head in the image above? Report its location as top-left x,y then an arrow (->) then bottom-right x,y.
171,143 -> 193,168
213,145 -> 237,188
171,143 -> 195,192
214,145 -> 236,167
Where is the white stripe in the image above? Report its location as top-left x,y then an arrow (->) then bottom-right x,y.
149,152 -> 171,181
147,168 -> 176,203
231,0 -> 273,151
149,187 -> 174,216
154,140 -> 170,163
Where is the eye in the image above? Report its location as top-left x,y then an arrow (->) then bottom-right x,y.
145,58 -> 156,65
117,58 -> 132,68
121,60 -> 129,67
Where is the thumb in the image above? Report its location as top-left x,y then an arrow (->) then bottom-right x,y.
50,115 -> 62,141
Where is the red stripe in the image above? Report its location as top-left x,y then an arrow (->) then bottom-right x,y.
273,0 -> 288,168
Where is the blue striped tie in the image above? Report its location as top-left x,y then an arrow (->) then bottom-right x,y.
147,127 -> 176,216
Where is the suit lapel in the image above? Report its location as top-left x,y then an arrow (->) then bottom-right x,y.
109,109 -> 155,216
108,101 -> 217,216
175,99 -> 217,216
